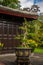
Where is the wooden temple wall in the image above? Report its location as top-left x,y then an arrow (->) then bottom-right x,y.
0,14 -> 23,49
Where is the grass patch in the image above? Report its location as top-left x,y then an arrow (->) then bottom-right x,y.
34,48 -> 43,54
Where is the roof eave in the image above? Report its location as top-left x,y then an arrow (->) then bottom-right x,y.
0,5 -> 38,19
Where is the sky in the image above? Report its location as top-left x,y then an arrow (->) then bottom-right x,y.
19,0 -> 43,12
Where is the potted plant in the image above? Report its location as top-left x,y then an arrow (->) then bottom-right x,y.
14,18 -> 38,65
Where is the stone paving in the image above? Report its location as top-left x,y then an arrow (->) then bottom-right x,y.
30,53 -> 43,65
0,53 -> 43,65
0,53 -> 16,62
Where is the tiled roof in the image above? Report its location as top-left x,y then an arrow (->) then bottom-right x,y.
0,5 -> 38,19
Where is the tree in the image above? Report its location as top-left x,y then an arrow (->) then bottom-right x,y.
0,0 -> 21,9
14,19 -> 38,52
27,19 -> 43,48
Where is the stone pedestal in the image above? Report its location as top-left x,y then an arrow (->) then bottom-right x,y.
17,57 -> 31,65
15,47 -> 32,65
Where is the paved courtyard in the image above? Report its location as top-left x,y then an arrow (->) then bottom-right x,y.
30,53 -> 43,65
0,53 -> 43,65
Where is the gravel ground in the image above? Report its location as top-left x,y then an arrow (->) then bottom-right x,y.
0,53 -> 43,65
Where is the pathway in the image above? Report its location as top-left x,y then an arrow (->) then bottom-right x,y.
30,53 -> 43,65
0,53 -> 43,65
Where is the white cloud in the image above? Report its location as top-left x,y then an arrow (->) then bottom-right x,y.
38,2 -> 43,12
19,0 -> 33,8
19,0 -> 26,3
21,2 -> 33,8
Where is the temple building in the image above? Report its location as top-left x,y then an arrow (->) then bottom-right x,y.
0,5 -> 38,50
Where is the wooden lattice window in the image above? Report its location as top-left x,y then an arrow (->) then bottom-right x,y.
0,20 -> 21,48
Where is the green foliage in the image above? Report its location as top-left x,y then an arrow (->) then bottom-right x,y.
28,19 -> 43,48
27,39 -> 38,52
15,18 -> 30,48
16,18 -> 43,49
34,48 -> 43,54
0,0 -> 20,9
14,18 -> 38,52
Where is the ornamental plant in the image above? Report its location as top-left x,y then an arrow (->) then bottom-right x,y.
27,39 -> 38,52
15,18 -> 38,52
